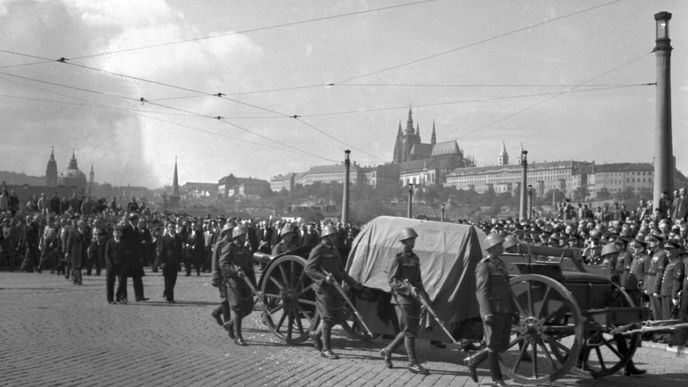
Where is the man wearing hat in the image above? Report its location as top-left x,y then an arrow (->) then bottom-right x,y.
219,224 -> 256,345
271,226 -> 299,256
646,235 -> 667,320
158,221 -> 183,303
660,239 -> 685,321
465,233 -> 516,387
305,224 -> 362,360
622,237 -> 649,307
105,226 -> 126,304
379,227 -> 430,375
210,221 -> 235,328
120,213 -> 148,302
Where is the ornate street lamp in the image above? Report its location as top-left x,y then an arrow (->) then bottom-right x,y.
652,11 -> 673,210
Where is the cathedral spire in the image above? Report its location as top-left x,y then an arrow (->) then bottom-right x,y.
416,123 -> 420,142
406,105 -> 414,134
46,147 -> 58,187
172,156 -> 179,196
431,121 -> 437,145
498,141 -> 509,166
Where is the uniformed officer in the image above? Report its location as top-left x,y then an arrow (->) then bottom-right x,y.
305,224 -> 361,360
379,227 -> 430,375
218,224 -> 257,346
210,222 -> 234,328
622,237 -> 649,307
464,233 -> 515,387
502,235 -> 519,254
646,235 -> 667,321
660,239 -> 684,321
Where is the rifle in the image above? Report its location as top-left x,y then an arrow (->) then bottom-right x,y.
234,267 -> 264,310
323,269 -> 374,338
403,279 -> 461,346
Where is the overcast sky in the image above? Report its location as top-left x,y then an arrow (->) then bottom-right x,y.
1,0 -> 686,188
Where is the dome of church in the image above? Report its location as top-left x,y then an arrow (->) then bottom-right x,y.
59,151 -> 87,190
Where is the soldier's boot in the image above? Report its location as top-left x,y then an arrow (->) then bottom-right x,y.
463,348 -> 488,383
320,323 -> 339,360
211,307 -> 224,326
233,316 -> 247,346
381,331 -> 404,368
487,350 -> 504,386
309,324 -> 323,351
404,337 -> 429,374
222,300 -> 230,324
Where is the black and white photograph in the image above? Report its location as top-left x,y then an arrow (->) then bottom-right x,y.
1,1 -> 687,386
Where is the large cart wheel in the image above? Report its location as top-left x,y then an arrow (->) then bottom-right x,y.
578,284 -> 640,378
259,255 -> 318,344
500,274 -> 584,385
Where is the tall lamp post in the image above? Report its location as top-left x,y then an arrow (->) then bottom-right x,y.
527,185 -> 534,219
341,150 -> 351,224
652,11 -> 673,210
519,150 -> 528,220
407,183 -> 414,218
440,204 -> 446,222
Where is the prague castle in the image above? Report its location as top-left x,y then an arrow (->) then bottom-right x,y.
45,148 -> 88,192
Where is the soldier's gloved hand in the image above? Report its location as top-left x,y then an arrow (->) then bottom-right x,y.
237,270 -> 245,279
483,314 -> 494,326
211,277 -> 219,287
409,286 -> 419,299
324,275 -> 335,285
673,298 -> 679,306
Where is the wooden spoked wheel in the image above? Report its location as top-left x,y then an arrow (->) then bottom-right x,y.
259,255 -> 318,344
578,284 -> 640,378
500,274 -> 584,385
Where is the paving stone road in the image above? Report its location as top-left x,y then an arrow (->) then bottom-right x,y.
1,270 -> 686,387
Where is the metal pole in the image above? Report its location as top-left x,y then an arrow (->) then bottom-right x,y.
440,204 -> 445,222
407,183 -> 414,218
341,150 -> 351,224
653,12 -> 673,211
527,185 -> 533,219
519,150 -> 528,220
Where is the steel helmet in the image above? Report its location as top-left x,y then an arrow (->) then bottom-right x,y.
220,222 -> 234,237
232,225 -> 247,239
280,226 -> 294,237
399,227 -> 418,242
320,225 -> 337,239
484,233 -> 505,250
503,235 -> 518,250
600,243 -> 620,257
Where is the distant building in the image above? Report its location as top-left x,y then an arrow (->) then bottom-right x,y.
294,163 -> 365,186
58,151 -> 87,193
589,163 -> 654,197
45,147 -> 58,187
363,163 -> 400,191
393,107 -> 474,186
181,182 -> 217,198
270,173 -> 295,192
219,174 -> 270,198
168,157 -> 181,207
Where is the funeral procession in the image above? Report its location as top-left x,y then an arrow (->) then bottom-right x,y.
2,1 -> 688,386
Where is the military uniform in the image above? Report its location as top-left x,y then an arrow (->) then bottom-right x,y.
305,241 -> 355,324
621,251 -> 649,306
660,256 -> 684,320
381,247 -> 426,367
475,253 -> 515,352
647,248 -> 667,320
219,238 -> 256,344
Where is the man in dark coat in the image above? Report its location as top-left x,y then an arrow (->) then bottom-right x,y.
158,221 -> 183,303
64,220 -> 89,285
121,213 -> 147,301
49,193 -> 61,214
105,226 -> 126,304
305,225 -> 361,360
20,215 -> 40,272
186,221 -> 205,276
465,233 -> 515,387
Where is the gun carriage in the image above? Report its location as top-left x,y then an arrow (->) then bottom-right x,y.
248,216 -> 685,384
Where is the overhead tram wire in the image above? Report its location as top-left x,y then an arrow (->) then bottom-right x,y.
64,0 -> 437,61
330,0 -> 621,85
0,69 -> 337,163
296,84 -> 654,118
459,51 -> 653,139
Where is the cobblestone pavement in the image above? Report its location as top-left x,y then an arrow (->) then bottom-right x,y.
1,270 -> 687,387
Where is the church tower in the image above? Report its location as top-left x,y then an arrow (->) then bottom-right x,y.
393,122 -> 403,164
431,121 -> 437,146
88,164 -> 94,196
45,147 -> 58,187
498,141 -> 509,166
169,156 -> 181,207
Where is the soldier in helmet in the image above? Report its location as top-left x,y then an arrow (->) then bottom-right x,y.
271,226 -> 299,256
502,235 -> 519,254
305,224 -> 362,360
218,224 -> 257,345
380,227 -> 430,374
465,233 -> 516,387
210,221 -> 235,328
